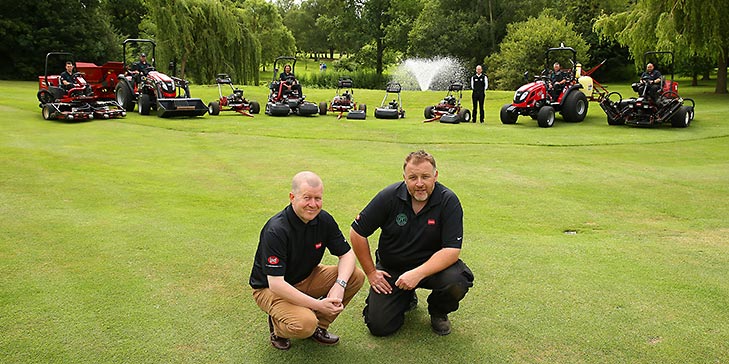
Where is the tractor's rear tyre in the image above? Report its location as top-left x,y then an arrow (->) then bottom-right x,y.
250,101 -> 260,114
561,91 -> 588,122
138,94 -> 152,115
537,106 -> 555,128
42,104 -> 55,120
319,102 -> 328,115
458,108 -> 471,123
208,101 -> 220,116
500,104 -> 518,124
115,82 -> 135,112
424,106 -> 435,119
670,105 -> 691,128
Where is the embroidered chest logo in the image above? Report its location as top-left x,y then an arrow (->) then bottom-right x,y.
396,213 -> 408,226
267,256 -> 280,265
428,219 -> 436,225
315,242 -> 323,249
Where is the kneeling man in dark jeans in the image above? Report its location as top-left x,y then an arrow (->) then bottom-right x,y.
350,150 -> 474,336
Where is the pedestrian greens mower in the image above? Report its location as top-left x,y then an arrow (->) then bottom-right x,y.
374,82 -> 405,119
114,39 -> 207,118
318,78 -> 366,119
207,74 -> 260,117
423,81 -> 470,123
265,56 -> 319,116
500,45 -> 589,128
598,51 -> 695,128
37,52 -> 126,121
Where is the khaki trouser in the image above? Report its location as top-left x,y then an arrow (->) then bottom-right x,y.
252,264 -> 365,339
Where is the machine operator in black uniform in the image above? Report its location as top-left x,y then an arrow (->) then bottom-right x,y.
470,65 -> 488,123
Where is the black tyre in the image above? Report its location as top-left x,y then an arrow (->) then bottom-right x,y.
115,82 -> 135,111
37,90 -> 54,104
208,101 -> 220,116
537,106 -> 555,128
670,105 -> 691,128
358,103 -> 366,113
268,103 -> 291,116
561,90 -> 588,122
250,101 -> 260,114
138,94 -> 152,115
319,101 -> 328,115
500,104 -> 518,124
458,108 -> 471,123
424,106 -> 435,119
42,104 -> 55,120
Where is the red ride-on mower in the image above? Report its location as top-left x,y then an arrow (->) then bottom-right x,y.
423,81 -> 471,124
208,74 -> 260,117
319,78 -> 366,119
114,39 -> 207,118
37,52 -> 126,121
265,56 -> 319,116
374,82 -> 405,119
598,51 -> 695,128
500,45 -> 589,128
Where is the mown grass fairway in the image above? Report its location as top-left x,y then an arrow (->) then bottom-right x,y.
1,80 -> 728,363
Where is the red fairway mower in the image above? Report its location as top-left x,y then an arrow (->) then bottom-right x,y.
37,52 -> 126,121
423,81 -> 471,123
207,74 -> 260,117
318,78 -> 366,119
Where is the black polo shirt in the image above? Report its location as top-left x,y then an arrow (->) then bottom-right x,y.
351,182 -> 463,273
249,204 -> 351,289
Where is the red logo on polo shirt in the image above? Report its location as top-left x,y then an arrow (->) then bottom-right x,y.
315,242 -> 322,249
428,219 -> 436,225
267,256 -> 279,265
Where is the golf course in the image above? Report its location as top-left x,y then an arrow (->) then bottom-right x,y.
1,79 -> 728,363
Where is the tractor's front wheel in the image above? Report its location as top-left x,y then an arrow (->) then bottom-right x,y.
500,104 -> 518,124
139,94 -> 152,115
537,106 -> 555,128
115,82 -> 135,112
42,104 -> 55,120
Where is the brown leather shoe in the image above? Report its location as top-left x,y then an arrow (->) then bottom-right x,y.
268,316 -> 291,350
310,327 -> 339,346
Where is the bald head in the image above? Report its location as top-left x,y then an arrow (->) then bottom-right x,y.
291,171 -> 322,194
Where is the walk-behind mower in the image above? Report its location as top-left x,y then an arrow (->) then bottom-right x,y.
423,81 -> 471,123
598,51 -> 695,128
318,78 -> 366,119
265,56 -> 319,116
208,74 -> 260,117
500,45 -> 589,128
374,82 -> 405,119
37,52 -> 126,121
114,39 -> 207,118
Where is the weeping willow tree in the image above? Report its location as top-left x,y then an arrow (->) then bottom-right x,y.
594,0 -> 728,94
143,0 -> 260,84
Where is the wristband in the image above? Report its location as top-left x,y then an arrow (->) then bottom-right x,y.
336,279 -> 347,288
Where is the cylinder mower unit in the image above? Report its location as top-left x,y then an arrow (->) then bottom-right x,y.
114,39 -> 207,118
500,45 -> 589,128
423,81 -> 471,124
318,78 -> 366,120
598,51 -> 695,128
37,52 -> 127,121
208,74 -> 260,117
265,56 -> 319,117
374,82 -> 405,119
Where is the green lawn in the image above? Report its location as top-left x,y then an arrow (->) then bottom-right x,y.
1,79 -> 728,363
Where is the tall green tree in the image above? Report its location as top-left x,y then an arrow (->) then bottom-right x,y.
0,0 -> 120,80
103,0 -> 145,39
237,0 -> 296,71
594,0 -> 728,93
143,0 -> 260,84
282,1 -> 328,58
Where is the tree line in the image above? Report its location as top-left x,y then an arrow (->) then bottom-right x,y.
0,0 -> 726,93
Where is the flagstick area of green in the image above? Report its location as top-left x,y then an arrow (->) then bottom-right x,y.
1,80 -> 728,363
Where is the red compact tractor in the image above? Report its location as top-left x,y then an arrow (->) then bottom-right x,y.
114,39 -> 207,117
500,46 -> 589,127
37,52 -> 126,121
423,81 -> 471,123
319,78 -> 366,119
207,74 -> 260,117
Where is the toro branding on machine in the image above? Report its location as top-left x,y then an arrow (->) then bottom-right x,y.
208,74 -> 260,117
37,52 -> 126,121
423,81 -> 471,124
500,45 -> 589,128
114,39 -> 207,118
374,82 -> 406,119
319,78 -> 366,119
265,56 -> 319,116
598,51 -> 695,128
